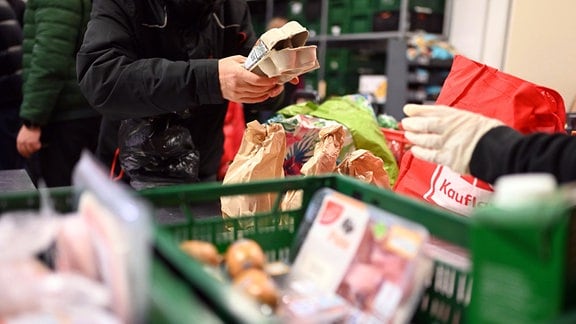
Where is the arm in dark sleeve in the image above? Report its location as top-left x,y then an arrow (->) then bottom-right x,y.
76,1 -> 224,120
470,126 -> 576,184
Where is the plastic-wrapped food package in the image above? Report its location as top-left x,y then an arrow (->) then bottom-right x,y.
0,152 -> 152,324
72,152 -> 153,324
0,206 -> 119,323
285,188 -> 432,323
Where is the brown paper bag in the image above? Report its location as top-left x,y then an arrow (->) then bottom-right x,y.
282,125 -> 346,211
336,149 -> 391,190
221,121 -> 286,229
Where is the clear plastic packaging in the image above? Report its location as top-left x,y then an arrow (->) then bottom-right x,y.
72,151 -> 153,324
287,188 -> 431,323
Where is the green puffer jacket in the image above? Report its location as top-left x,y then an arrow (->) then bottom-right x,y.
19,0 -> 98,125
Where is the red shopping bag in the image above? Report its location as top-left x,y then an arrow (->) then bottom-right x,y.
393,55 -> 566,215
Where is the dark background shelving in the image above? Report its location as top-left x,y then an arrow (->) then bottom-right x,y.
247,0 -> 453,120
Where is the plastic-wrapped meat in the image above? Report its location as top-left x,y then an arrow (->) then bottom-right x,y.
0,259 -> 49,315
55,215 -> 99,281
338,262 -> 384,309
370,247 -> 408,285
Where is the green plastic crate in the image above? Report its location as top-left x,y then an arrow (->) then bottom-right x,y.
351,0 -> 374,15
375,0 -> 401,11
140,175 -> 471,323
350,14 -> 373,34
328,2 -> 351,34
325,48 -> 350,72
5,175 -> 575,322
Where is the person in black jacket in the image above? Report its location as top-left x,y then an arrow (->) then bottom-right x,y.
401,104 -> 576,184
77,0 -> 296,185
0,0 -> 25,170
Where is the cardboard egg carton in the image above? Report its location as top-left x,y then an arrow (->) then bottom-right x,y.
244,21 -> 320,84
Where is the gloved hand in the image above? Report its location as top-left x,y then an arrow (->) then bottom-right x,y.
401,104 -> 504,174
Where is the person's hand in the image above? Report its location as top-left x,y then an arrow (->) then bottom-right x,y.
218,55 -> 284,103
16,125 -> 42,158
401,104 -> 504,174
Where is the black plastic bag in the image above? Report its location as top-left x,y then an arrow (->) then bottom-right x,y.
118,115 -> 200,189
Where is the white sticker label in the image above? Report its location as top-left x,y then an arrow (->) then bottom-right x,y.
244,40 -> 269,70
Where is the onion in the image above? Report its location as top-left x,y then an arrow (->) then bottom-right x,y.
233,268 -> 279,308
225,239 -> 266,278
180,240 -> 222,266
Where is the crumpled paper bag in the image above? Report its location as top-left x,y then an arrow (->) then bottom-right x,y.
336,149 -> 391,189
282,125 -> 346,211
221,121 -> 286,229
300,125 -> 346,176
267,113 -> 355,176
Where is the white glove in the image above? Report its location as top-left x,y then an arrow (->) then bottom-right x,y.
401,104 -> 504,174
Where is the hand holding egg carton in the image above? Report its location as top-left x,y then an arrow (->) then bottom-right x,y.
244,21 -> 320,84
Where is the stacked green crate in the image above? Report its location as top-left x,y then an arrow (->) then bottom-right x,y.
330,0 -> 405,34
286,0 -> 321,37
349,51 -> 387,99
349,0 -> 375,33
327,0 -> 351,35
410,0 -> 445,13
372,0 -> 401,32
375,0 -> 402,10
324,48 -> 357,96
409,0 -> 446,33
350,51 -> 386,75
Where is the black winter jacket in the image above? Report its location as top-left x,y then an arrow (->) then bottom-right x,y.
0,0 -> 24,109
470,126 -> 576,184
77,0 -> 272,179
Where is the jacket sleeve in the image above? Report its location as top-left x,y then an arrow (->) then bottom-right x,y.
20,0 -> 83,124
76,1 -> 225,120
470,126 -> 576,184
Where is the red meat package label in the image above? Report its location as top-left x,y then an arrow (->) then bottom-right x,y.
291,193 -> 370,293
290,191 -> 428,321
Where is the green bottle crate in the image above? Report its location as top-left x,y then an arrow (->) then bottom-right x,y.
375,0 -> 401,11
328,1 -> 351,34
350,0 -> 375,15
350,14 -> 374,34
325,48 -> 350,72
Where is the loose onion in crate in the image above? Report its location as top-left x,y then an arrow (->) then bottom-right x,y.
180,240 -> 222,266
225,239 -> 266,278
233,268 -> 279,308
